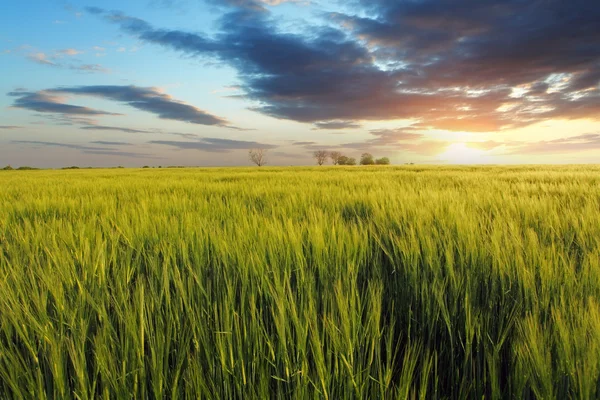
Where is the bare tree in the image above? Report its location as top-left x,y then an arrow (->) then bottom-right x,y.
313,150 -> 329,166
329,151 -> 342,165
249,148 -> 268,167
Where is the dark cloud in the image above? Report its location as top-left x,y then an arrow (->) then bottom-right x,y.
81,125 -> 151,134
9,85 -> 233,128
312,120 -> 363,130
90,141 -> 134,146
0,126 -> 22,129
48,85 -> 230,126
9,90 -> 121,116
149,137 -> 277,152
292,141 -> 317,146
89,2 -> 600,132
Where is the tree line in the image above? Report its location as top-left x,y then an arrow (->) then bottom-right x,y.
313,151 -> 390,166
249,149 -> 390,167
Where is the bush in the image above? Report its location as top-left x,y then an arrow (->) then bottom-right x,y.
375,157 -> 390,165
62,166 -> 80,170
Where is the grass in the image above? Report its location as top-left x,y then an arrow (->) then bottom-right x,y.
0,165 -> 599,399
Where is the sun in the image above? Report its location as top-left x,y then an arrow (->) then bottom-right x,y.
439,143 -> 490,164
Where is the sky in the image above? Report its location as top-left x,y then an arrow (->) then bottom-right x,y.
1,0 -> 599,167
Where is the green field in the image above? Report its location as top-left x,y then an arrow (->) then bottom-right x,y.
1,166 -> 599,399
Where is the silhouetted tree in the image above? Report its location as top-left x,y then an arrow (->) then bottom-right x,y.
329,151 -> 343,165
313,150 -> 329,166
360,153 -> 375,165
338,156 -> 356,165
375,157 -> 390,165
249,148 -> 268,167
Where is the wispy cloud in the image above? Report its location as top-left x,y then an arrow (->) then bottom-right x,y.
90,141 -> 134,146
11,140 -> 156,158
149,138 -> 277,152
57,48 -> 83,56
27,53 -> 57,66
312,120 -> 363,130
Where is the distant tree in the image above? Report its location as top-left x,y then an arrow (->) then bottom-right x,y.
338,156 -> 357,165
16,166 -> 39,170
375,157 -> 390,165
329,151 -> 343,165
313,150 -> 329,166
360,153 -> 375,165
249,148 -> 268,167
2,165 -> 14,170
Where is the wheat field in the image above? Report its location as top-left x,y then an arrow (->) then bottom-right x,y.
0,166 -> 599,399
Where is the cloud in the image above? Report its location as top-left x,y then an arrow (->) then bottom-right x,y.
12,140 -> 156,158
90,141 -> 134,146
271,151 -> 307,158
80,125 -> 150,134
312,120 -> 362,130
81,150 -> 154,158
149,137 -> 277,152
89,2 -> 600,132
58,48 -> 83,56
291,141 -> 316,146
0,125 -> 22,130
27,53 -> 57,66
9,90 -> 121,116
23,48 -> 108,73
48,85 -> 231,126
12,140 -> 112,151
9,85 -> 232,127
70,64 -> 110,73
504,133 -> 600,155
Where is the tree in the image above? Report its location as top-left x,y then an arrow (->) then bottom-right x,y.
313,150 -> 329,166
329,151 -> 343,165
375,157 -> 390,165
360,153 -> 375,165
249,148 -> 268,167
338,156 -> 356,165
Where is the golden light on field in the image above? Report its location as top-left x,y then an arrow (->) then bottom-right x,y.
439,143 -> 490,164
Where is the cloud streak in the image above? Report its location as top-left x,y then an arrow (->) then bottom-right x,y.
149,137 -> 277,152
11,140 -> 156,158
9,85 -> 234,128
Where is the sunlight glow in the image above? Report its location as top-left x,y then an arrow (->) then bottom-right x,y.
439,143 -> 490,164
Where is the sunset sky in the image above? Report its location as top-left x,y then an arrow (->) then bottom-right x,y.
1,0 -> 599,167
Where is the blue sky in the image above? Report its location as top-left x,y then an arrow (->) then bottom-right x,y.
1,0 -> 600,167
